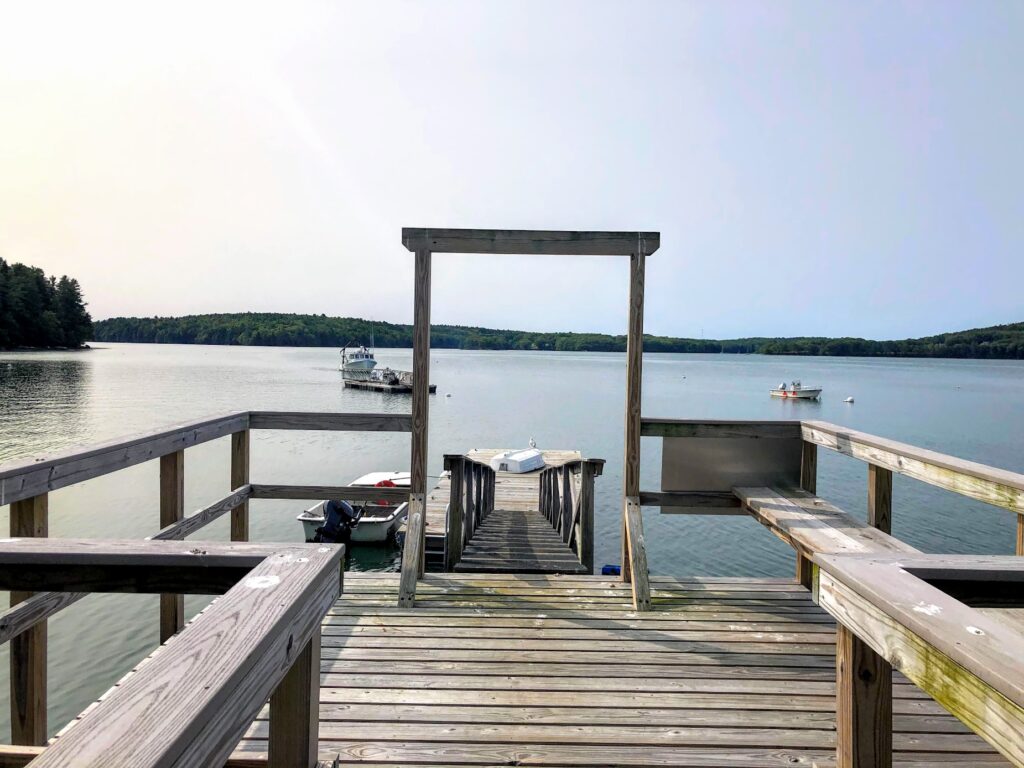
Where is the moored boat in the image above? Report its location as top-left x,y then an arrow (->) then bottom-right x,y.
770,380 -> 822,400
297,471 -> 409,543
339,342 -> 378,379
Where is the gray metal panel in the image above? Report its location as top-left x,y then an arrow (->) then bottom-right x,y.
661,437 -> 802,513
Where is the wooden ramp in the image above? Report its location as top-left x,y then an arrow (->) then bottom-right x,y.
454,508 -> 589,574
236,572 -> 1008,767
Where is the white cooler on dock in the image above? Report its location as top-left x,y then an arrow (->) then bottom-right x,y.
490,448 -> 545,473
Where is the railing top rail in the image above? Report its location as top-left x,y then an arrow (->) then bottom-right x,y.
802,420 -> 1024,511
401,228 -> 660,256
0,410 -> 414,506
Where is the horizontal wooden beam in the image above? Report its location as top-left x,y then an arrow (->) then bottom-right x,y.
639,491 -> 744,515
26,543 -> 343,767
249,484 -> 410,503
0,412 -> 249,506
641,419 -> 801,439
0,539 -> 286,595
0,746 -> 272,767
150,486 -> 253,541
247,411 -> 412,432
401,228 -> 660,256
803,420 -> 1024,514
0,592 -> 84,646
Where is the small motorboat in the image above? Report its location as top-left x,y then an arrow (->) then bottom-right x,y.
770,380 -> 822,400
489,447 -> 545,473
297,471 -> 409,543
339,340 -> 378,380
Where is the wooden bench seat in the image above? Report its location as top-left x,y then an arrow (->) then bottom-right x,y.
734,486 -> 920,561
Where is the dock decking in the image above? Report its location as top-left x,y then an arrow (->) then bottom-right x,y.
237,572 -> 1007,766
408,448 -> 582,567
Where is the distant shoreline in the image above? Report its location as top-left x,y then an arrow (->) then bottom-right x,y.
89,313 -> 1024,360
0,344 -> 93,352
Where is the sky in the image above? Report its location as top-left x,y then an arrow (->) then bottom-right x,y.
1,1 -> 1022,340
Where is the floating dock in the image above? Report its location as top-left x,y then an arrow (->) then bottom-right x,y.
343,378 -> 436,394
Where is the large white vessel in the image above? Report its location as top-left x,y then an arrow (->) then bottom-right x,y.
339,344 -> 377,379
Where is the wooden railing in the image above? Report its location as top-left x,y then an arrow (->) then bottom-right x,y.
0,538 -> 344,767
442,455 -> 497,572
0,410 -> 410,749
538,459 -> 605,573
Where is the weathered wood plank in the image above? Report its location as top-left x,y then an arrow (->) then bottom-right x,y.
231,429 -> 250,542
797,442 -> 818,588
398,495 -> 426,607
0,412 -> 248,506
248,411 -> 412,432
159,451 -> 185,642
836,623 -> 892,768
868,464 -> 893,534
622,242 -> 646,587
9,493 -> 47,746
401,228 -> 660,256
151,486 -> 253,541
249,485 -> 409,503
803,420 -> 1024,514
639,491 -> 744,512
624,496 -> 651,611
641,420 -> 802,440
269,633 -> 321,768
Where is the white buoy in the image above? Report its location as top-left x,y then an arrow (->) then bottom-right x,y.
844,396 -> 854,403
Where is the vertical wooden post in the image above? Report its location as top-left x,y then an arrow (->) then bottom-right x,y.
10,493 -> 47,745
622,242 -> 647,590
561,469 -> 572,543
796,441 -> 818,588
1017,516 -> 1024,557
579,461 -> 596,573
868,464 -> 893,535
623,496 -> 651,611
836,623 -> 892,768
399,248 -> 432,607
231,429 -> 250,542
465,465 -> 476,538
159,451 -> 185,643
444,457 -> 465,572
268,632 -> 321,768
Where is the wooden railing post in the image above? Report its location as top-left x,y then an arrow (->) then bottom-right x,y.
268,632 -> 321,768
623,496 -> 651,611
622,240 -> 648,596
159,451 -> 185,643
837,623 -> 892,768
10,493 -> 47,745
231,429 -> 250,542
465,465 -> 476,539
796,440 -> 818,588
1018,516 -> 1024,557
561,468 -> 572,543
579,461 -> 596,573
868,464 -> 893,535
444,457 -> 465,572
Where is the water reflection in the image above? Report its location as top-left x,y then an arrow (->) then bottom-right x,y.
0,358 -> 89,461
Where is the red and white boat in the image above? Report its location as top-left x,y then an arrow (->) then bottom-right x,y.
770,380 -> 822,400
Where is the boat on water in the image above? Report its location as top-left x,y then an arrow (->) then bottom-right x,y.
489,447 -> 545,473
770,380 -> 822,400
339,341 -> 377,380
297,471 -> 409,543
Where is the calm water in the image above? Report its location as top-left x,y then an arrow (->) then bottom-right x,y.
1,343 -> 1023,734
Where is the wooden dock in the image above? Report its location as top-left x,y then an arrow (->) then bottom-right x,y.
406,448 -> 584,568
343,379 -> 437,394
234,572 -> 1007,766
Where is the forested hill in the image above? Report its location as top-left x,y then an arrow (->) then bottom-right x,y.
0,259 -> 92,349
91,313 -> 1024,359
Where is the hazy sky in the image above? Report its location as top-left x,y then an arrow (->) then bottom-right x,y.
1,1 -> 1021,339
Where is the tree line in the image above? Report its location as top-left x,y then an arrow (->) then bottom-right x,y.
0,259 -> 93,349
91,313 -> 1024,359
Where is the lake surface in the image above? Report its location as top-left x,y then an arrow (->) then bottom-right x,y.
1,343 -> 1023,735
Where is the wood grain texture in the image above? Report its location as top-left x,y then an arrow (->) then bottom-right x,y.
28,543 -> 343,768
231,429 -> 250,542
622,246 -> 646,584
269,633 -> 321,768
0,412 -> 248,506
836,623 -> 892,768
868,464 -> 893,534
801,441 -> 818,495
409,248 -> 432,585
624,497 -> 652,611
159,451 -> 185,643
803,420 -> 1024,514
9,493 -> 47,746
398,495 -> 426,607
150,486 -> 253,541
248,411 -> 412,432
401,228 -> 660,256
444,457 -> 465,572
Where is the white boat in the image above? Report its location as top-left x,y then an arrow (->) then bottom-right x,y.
297,471 -> 409,543
770,380 -> 822,400
489,448 -> 545,473
339,344 -> 377,379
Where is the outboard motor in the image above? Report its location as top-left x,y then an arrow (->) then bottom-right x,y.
313,499 -> 362,544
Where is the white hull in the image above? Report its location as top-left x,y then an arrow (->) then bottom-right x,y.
770,388 -> 822,400
297,470 -> 410,544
